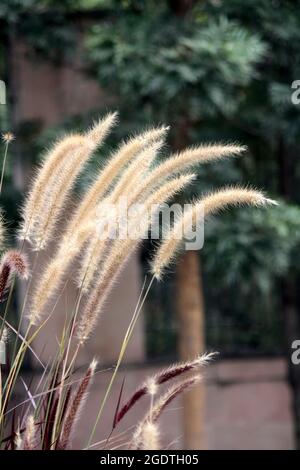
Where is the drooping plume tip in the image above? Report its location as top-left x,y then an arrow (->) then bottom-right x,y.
86,112 -> 118,148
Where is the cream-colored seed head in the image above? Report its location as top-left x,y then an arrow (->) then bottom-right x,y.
15,430 -> 23,450
76,173 -> 195,345
28,222 -> 93,326
108,139 -> 164,202
30,143 -> 94,249
29,257 -> 62,325
19,134 -> 85,243
140,421 -> 160,450
28,125 -> 166,325
129,143 -> 246,206
67,126 -> 169,236
85,112 -> 118,146
19,113 -> 116,250
151,187 -> 277,279
77,139 -> 164,293
23,415 -> 36,450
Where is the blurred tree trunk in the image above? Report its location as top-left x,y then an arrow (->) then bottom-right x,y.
168,0 -> 206,450
176,250 -> 206,449
172,110 -> 206,449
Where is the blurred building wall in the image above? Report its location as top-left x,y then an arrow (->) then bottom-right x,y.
77,358 -> 295,450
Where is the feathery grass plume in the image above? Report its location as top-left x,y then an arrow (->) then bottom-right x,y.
30,142 -> 94,250
151,186 -> 277,279
86,113 -> 119,146
131,375 -> 202,450
77,140 -> 164,293
28,221 -> 94,326
115,352 -> 214,427
28,257 -> 63,326
29,126 -> 167,324
76,173 -> 196,345
66,125 -> 169,237
57,359 -> 97,450
22,415 -> 37,450
22,113 -> 117,250
129,143 -> 246,206
19,134 -> 85,243
0,250 -> 29,301
139,421 -> 160,450
108,139 -> 164,203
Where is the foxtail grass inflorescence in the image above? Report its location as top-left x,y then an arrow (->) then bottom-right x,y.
129,143 -> 246,206
57,359 -> 97,450
139,421 -> 160,450
76,173 -> 196,345
22,415 -> 37,450
19,112 -> 117,250
115,352 -> 215,428
77,139 -> 165,293
67,125 -> 168,236
0,114 -> 277,451
131,375 -> 202,449
151,187 -> 277,279
28,124 -> 167,325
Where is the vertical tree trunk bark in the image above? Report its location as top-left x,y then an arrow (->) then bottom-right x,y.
176,250 -> 206,449
166,0 -> 206,450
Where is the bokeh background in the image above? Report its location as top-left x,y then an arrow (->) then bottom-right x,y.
1,0 -> 300,449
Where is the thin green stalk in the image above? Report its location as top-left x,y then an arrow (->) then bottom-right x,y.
51,245 -> 109,445
50,291 -> 84,447
0,312 -> 53,423
86,274 -> 155,448
0,141 -> 9,194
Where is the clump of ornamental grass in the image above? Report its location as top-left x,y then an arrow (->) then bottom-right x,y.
0,114 -> 276,450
